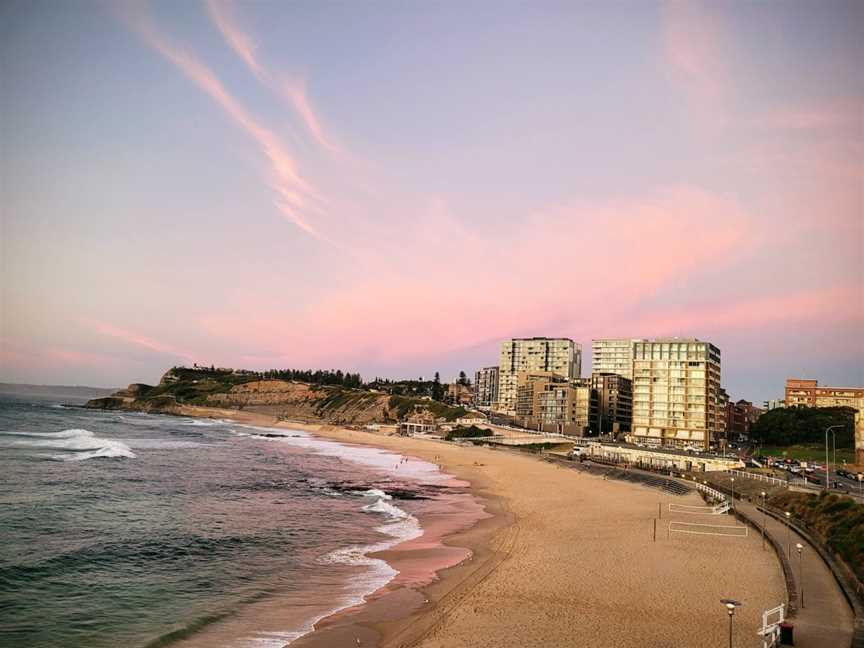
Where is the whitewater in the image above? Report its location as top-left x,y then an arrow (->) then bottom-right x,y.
0,395 -> 445,648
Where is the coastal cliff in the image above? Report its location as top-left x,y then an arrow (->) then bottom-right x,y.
85,366 -> 466,425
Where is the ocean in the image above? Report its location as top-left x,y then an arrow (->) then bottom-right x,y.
0,394 -> 450,648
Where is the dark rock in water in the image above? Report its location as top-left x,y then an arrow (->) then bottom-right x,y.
85,397 -> 119,409
323,480 -> 433,500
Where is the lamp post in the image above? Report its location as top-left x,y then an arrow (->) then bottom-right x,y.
796,543 -> 804,608
785,511 -> 791,557
760,491 -> 767,550
825,425 -> 843,490
730,477 -> 735,511
720,599 -> 741,648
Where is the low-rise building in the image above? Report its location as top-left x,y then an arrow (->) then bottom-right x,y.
515,372 -> 590,435
397,410 -> 439,436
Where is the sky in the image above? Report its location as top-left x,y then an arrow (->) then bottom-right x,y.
1,0 -> 862,401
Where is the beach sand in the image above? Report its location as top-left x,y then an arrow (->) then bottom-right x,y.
176,407 -> 786,647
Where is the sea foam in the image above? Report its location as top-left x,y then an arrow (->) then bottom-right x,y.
1,428 -> 136,461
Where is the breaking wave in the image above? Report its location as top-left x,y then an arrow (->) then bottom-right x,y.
0,428 -> 136,461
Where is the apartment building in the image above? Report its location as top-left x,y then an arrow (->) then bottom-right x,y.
589,373 -> 633,435
515,372 -> 590,435
630,339 -> 722,449
474,366 -> 500,409
717,387 -> 729,444
725,398 -> 763,440
496,338 -> 581,414
785,378 -> 864,464
591,339 -> 644,380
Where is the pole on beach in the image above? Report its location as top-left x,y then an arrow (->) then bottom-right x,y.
658,501 -> 662,520
785,511 -> 791,557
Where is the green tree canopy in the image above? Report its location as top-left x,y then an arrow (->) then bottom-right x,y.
750,406 -> 855,447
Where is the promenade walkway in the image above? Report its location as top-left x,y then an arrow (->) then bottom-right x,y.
734,499 -> 854,647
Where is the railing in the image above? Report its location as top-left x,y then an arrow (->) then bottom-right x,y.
726,469 -> 789,487
695,481 -> 728,504
758,603 -> 785,648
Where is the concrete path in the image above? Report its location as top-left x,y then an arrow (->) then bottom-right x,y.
734,499 -> 854,647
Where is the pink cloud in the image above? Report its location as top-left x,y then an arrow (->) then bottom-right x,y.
198,186 -> 757,368
759,100 -> 863,132
206,0 -> 343,156
204,0 -> 262,77
0,341 -> 125,373
633,284 -> 863,338
661,1 -> 732,126
117,2 -> 326,240
86,319 -> 197,363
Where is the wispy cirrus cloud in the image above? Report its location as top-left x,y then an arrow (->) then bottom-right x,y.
205,0 -> 343,156
116,1 -> 326,240
86,319 -> 198,364
661,0 -> 732,126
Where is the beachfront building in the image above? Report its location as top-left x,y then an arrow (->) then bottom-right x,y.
591,339 -> 644,380
397,409 -> 439,436
763,399 -> 785,411
496,338 -> 581,415
785,378 -> 864,464
474,366 -> 500,409
515,372 -> 566,422
717,387 -> 729,447
589,373 -> 632,435
630,339 -> 722,450
515,372 -> 590,435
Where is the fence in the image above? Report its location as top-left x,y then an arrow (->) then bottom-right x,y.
695,481 -> 729,504
726,469 -> 788,487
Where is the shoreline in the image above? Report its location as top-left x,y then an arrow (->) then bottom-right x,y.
163,405 -> 503,648
147,405 -> 787,647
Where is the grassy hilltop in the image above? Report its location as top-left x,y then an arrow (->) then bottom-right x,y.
85,366 -> 466,425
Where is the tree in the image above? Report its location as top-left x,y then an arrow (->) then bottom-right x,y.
750,406 -> 855,447
432,372 -> 444,401
458,370 -> 468,386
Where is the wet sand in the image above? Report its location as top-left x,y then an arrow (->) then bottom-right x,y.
176,407 -> 786,647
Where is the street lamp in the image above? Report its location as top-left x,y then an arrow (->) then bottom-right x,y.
730,477 -> 735,511
796,543 -> 804,608
785,511 -> 792,557
760,491 -> 767,551
720,599 -> 742,648
825,425 -> 843,490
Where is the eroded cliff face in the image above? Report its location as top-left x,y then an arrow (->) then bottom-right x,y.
205,380 -> 394,424
86,379 -> 396,424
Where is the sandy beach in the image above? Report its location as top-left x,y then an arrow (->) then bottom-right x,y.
177,407 -> 786,647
